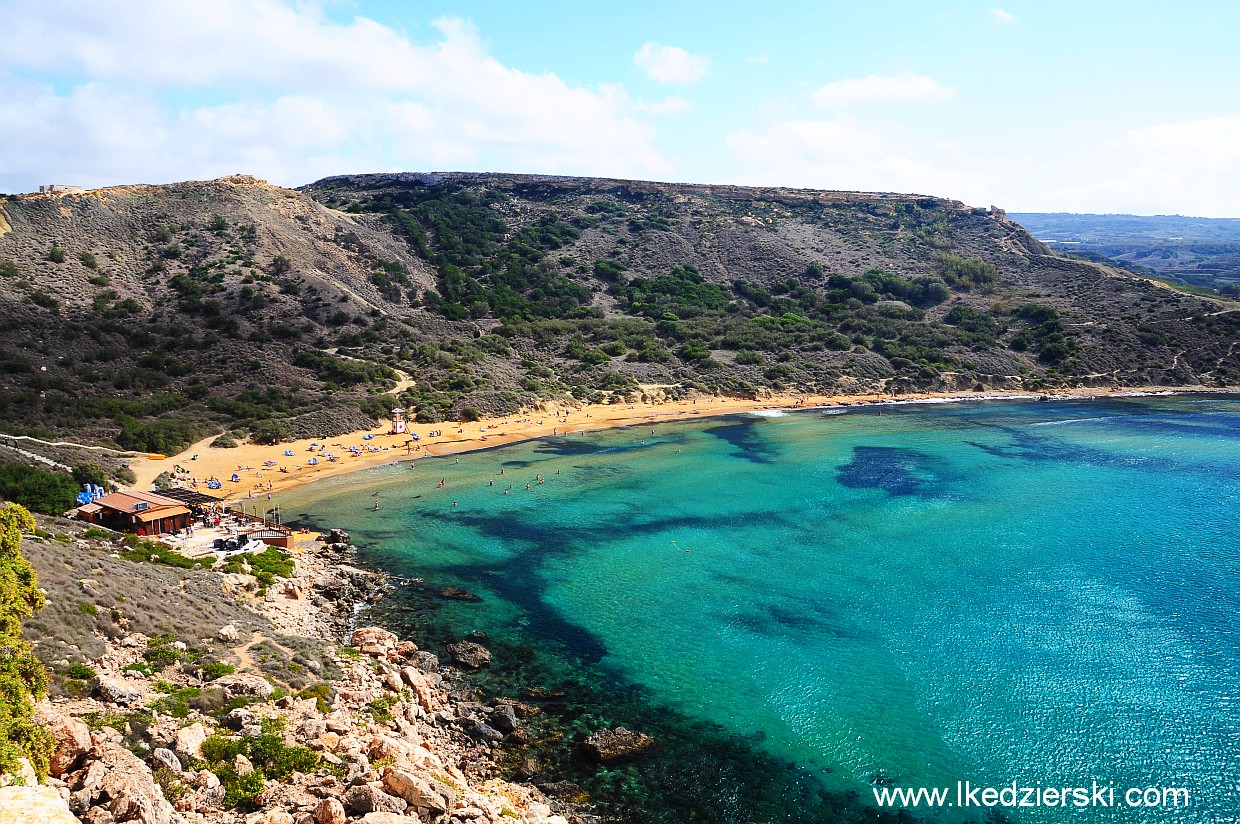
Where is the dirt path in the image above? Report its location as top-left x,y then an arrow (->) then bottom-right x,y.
231,631 -> 300,690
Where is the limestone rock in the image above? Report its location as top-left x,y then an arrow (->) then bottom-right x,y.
350,627 -> 398,657
342,783 -> 407,815
174,722 -> 208,761
260,813 -> 294,824
313,796 -> 346,824
212,672 -> 276,699
217,624 -> 239,642
233,753 -> 254,777
582,727 -> 655,761
399,668 -> 444,713
381,769 -> 456,814
0,785 -> 79,823
93,743 -> 175,824
327,529 -> 350,545
33,704 -> 91,777
150,748 -> 181,774
359,814 -> 422,824
444,641 -> 491,669
96,676 -> 145,706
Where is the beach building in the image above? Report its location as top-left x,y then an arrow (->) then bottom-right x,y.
75,491 -> 193,536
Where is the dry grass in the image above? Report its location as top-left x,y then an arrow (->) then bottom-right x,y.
21,517 -> 270,665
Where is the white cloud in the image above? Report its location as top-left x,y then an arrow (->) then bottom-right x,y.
637,97 -> 694,116
725,115 -> 1000,205
990,8 -> 1017,25
810,73 -> 956,107
1037,116 -> 1240,216
0,2 -> 670,191
633,42 -> 711,85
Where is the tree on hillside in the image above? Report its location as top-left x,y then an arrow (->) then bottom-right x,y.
0,503 -> 54,778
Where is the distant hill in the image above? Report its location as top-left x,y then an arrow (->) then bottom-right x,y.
0,174 -> 1236,472
1010,212 -> 1240,296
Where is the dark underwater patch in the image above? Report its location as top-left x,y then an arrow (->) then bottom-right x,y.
702,418 -> 780,464
836,446 -> 947,497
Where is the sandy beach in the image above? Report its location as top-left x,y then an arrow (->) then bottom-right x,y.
126,385 -> 1229,502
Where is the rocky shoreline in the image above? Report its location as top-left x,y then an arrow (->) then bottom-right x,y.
4,528 -> 622,824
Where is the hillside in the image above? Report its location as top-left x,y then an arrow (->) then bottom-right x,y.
0,173 -> 1237,471
1010,212 -> 1240,296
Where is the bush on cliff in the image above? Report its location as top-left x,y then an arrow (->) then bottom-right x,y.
0,461 -> 79,515
0,503 -> 55,778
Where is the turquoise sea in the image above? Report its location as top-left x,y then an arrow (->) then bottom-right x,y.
280,395 -> 1240,823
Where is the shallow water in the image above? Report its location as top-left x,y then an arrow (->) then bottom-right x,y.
281,396 -> 1240,822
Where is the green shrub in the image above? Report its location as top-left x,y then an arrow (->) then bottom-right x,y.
210,433 -> 239,449
47,246 -> 67,264
200,735 -> 248,763
61,679 -> 92,698
0,504 -> 55,778
142,645 -> 181,669
83,528 -> 111,539
198,662 -> 236,681
297,683 -> 333,713
221,769 -> 266,808
367,694 -> 399,724
121,661 -> 154,677
0,260 -> 19,278
65,663 -> 96,680
119,541 -> 197,569
0,463 -> 79,515
77,602 -> 98,617
150,682 -> 201,718
78,251 -> 98,269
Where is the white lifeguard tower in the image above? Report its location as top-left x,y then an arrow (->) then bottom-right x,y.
391,407 -> 407,435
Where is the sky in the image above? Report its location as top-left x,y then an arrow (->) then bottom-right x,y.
2,0 -> 1239,216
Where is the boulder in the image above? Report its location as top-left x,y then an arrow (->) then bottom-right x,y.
0,758 -> 37,788
233,753 -> 254,777
260,813 -> 294,824
174,722 -> 208,761
399,668 -> 444,713
350,627 -> 398,657
488,704 -> 517,734
33,704 -> 92,776
150,748 -> 181,774
359,814 -> 422,824
0,785 -> 79,823
461,721 -> 504,744
254,781 -> 317,809
327,529 -> 350,545
217,624 -> 239,642
313,796 -> 346,824
342,784 -> 407,815
381,769 -> 456,814
444,641 -> 491,669
96,676 -> 145,706
93,744 -> 175,824
582,727 -> 655,761
212,672 -> 276,699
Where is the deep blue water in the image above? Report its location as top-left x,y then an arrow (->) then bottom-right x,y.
282,395 -> 1240,822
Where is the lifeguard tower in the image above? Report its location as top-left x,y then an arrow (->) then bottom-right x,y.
391,407 -> 407,435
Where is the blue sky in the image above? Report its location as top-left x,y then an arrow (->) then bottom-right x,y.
2,0 -> 1239,215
